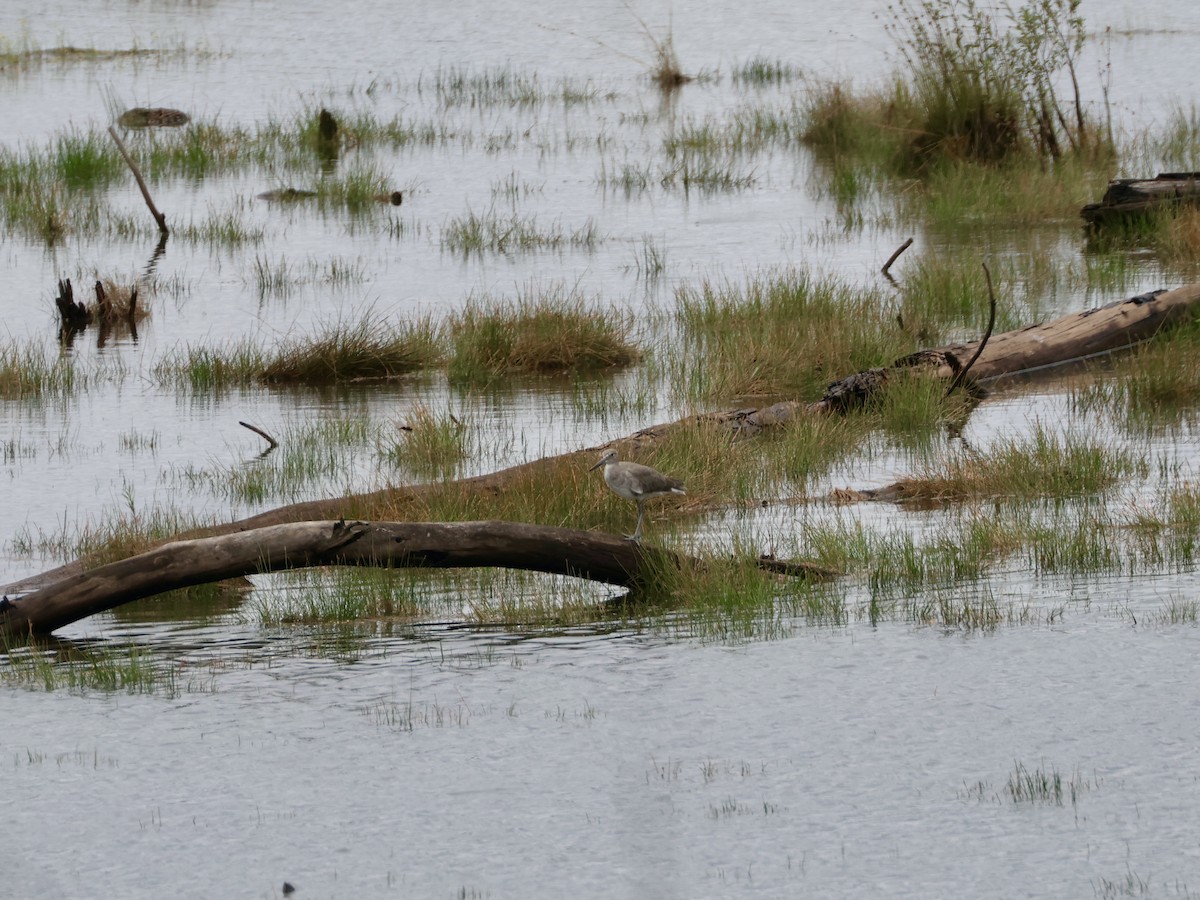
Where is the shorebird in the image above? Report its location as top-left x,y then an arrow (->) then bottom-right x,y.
589,448 -> 685,542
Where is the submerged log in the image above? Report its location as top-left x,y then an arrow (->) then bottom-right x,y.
256,188 -> 402,204
117,107 -> 190,128
0,520 -> 835,637
1081,172 -> 1200,225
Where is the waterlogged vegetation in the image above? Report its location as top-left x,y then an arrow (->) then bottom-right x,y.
961,760 -> 1096,807
3,0 -> 1200,672
152,311 -> 441,389
448,285 -> 639,380
0,638 -> 199,695
382,403 -> 471,480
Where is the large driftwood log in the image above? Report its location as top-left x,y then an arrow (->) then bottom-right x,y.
742,282 -> 1200,428
0,520 -> 835,637
1081,172 -> 1200,226
6,283 -> 1200,598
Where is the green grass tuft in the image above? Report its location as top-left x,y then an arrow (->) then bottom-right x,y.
261,312 -> 441,385
448,286 -> 639,382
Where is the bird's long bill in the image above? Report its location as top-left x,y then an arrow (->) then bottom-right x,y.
588,458 -> 606,471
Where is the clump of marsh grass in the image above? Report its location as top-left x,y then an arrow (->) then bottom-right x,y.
910,153 -> 1109,228
799,0 -> 1112,224
1005,760 -> 1092,806
253,568 -> 425,626
314,162 -> 400,213
406,453 -> 600,530
261,312 -> 441,385
250,254 -> 297,297
152,340 -> 266,391
801,81 -> 909,168
631,235 -> 667,281
895,254 -> 1018,340
885,426 -> 1143,504
671,268 -> 908,403
56,277 -> 152,333
670,552 -> 792,638
870,370 -> 976,444
1158,596 -> 1199,625
153,313 -> 440,390
54,129 -> 124,189
174,201 -> 265,246
1124,104 -> 1200,174
658,152 -> 756,192
772,415 -> 873,492
0,340 -> 82,400
1,640 -> 182,696
73,505 -> 208,569
1142,206 -> 1200,269
382,403 -> 470,480
1126,482 -> 1200,568
247,254 -> 368,299
93,277 -> 147,321
1156,207 -> 1200,267
904,584 -> 1015,630
428,65 -> 602,109
139,120 -> 255,180
0,139 -> 111,242
731,56 -> 803,87
0,40 -> 173,73
447,286 -> 639,382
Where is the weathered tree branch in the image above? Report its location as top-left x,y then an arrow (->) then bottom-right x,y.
881,237 -> 914,279
108,125 -> 169,236
0,520 -> 837,637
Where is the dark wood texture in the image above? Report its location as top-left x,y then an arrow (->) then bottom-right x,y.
0,520 -> 834,636
1082,172 -> 1200,225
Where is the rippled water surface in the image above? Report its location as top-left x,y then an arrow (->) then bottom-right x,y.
5,1 -> 1200,897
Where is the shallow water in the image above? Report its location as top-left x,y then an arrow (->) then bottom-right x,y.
6,592 -> 1200,899
5,1 -> 1200,897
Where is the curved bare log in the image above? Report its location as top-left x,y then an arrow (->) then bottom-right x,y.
0,520 -> 837,637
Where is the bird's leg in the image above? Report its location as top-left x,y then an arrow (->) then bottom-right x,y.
626,500 -> 646,542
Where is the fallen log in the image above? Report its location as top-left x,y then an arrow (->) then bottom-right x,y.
1081,172 -> 1200,226
7,283 -> 1200,597
0,520 -> 836,637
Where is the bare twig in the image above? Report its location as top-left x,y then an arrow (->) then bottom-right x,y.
945,262 -> 998,398
881,237 -> 914,280
239,420 -> 279,451
108,125 -> 169,236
